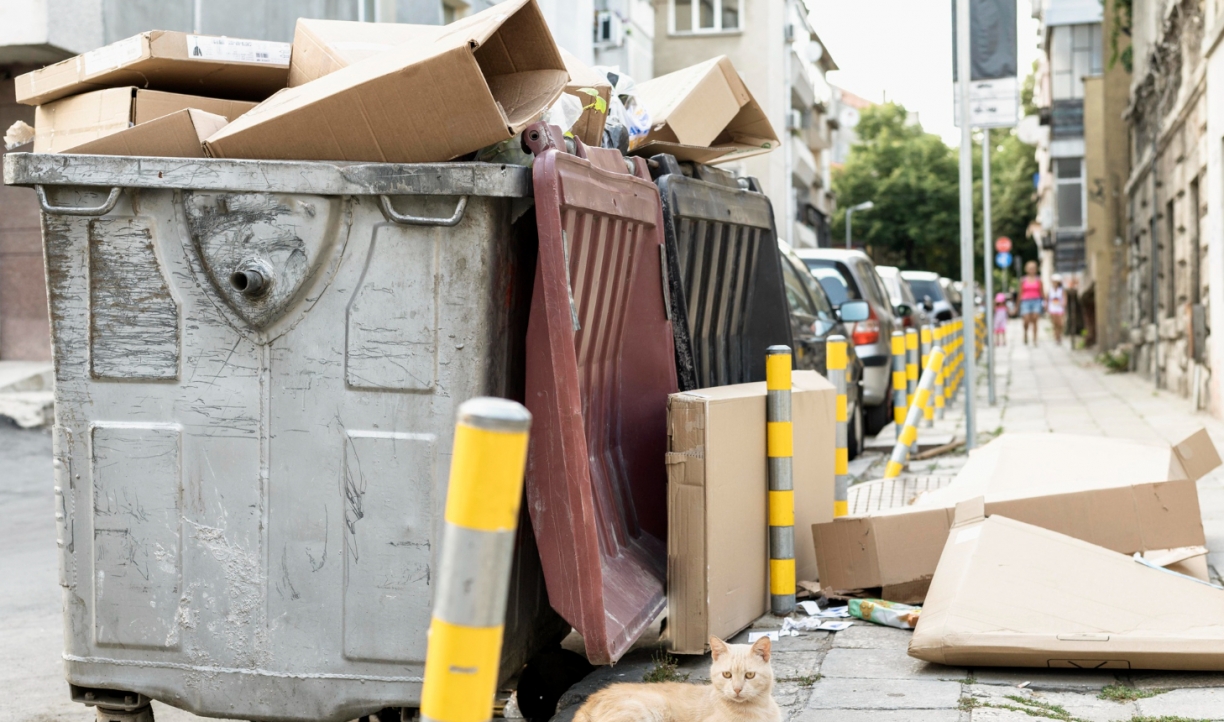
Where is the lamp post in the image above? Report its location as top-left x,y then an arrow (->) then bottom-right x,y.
845,200 -> 874,249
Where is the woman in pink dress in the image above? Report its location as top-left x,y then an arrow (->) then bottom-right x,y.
1018,261 -> 1044,346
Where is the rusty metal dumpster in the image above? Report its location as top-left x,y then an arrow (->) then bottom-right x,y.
521,125 -> 677,665
650,155 -> 793,391
3,153 -> 567,722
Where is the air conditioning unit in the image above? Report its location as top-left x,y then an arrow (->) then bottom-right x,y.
786,109 -> 804,132
595,11 -> 624,46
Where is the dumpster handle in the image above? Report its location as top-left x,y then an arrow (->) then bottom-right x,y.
35,186 -> 121,217
378,195 -> 468,227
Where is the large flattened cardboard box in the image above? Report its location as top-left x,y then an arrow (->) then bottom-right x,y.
633,56 -> 778,164
17,31 -> 290,106
33,87 -> 256,154
812,430 -> 1218,603
910,507 -> 1224,671
206,0 -> 568,163
667,371 -> 835,654
66,109 -> 229,158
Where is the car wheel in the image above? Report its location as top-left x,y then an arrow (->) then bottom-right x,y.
847,398 -> 865,460
864,374 -> 894,437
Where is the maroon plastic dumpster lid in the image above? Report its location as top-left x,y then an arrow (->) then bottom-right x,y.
523,123 -> 677,665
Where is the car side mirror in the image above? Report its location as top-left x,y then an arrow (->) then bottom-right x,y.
896,303 -> 913,318
838,300 -> 870,323
922,296 -> 935,311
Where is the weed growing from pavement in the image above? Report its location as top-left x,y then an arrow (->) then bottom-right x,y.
1099,684 -> 1167,702
642,651 -> 689,683
777,674 -> 821,687
959,693 -> 1090,721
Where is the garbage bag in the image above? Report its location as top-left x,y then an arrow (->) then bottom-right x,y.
848,599 -> 921,629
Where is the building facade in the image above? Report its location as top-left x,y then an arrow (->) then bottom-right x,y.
652,0 -> 839,248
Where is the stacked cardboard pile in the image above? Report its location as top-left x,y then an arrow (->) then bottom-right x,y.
11,0 -> 777,165
812,430 -> 1224,671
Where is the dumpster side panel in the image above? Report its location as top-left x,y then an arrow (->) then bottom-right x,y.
526,147 -> 675,665
656,173 -> 792,390
29,166 -> 559,722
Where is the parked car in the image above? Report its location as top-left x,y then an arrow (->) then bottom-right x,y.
876,265 -> 930,330
901,270 -> 958,321
779,243 -> 867,458
793,248 -> 898,437
941,277 -> 964,313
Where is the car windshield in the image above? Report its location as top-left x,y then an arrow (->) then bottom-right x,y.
906,278 -> 944,304
807,263 -> 861,306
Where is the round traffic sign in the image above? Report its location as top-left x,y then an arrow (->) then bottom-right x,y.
995,236 -> 1012,253
996,251 -> 1012,269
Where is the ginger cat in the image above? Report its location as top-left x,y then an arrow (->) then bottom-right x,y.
573,636 -> 781,722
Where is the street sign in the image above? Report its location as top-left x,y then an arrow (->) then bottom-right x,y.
952,0 -> 1019,129
996,251 -> 1012,268
995,236 -> 1012,253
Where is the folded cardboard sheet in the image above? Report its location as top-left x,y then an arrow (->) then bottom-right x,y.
206,0 -> 568,163
910,505 -> 1224,671
33,87 -> 256,154
812,430 -> 1219,602
667,371 -> 834,654
17,31 -> 289,106
66,109 -> 228,158
633,56 -> 778,164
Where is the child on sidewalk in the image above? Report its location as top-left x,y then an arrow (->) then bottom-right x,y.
993,292 -> 1009,346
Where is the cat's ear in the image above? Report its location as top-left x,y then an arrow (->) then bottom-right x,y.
709,637 -> 729,660
750,635 -> 771,662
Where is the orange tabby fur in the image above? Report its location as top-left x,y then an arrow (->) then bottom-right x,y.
573,637 -> 781,722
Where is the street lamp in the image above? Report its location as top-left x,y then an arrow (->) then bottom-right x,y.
845,200 -> 874,249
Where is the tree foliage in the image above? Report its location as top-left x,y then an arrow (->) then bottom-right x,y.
830,102 -> 1038,283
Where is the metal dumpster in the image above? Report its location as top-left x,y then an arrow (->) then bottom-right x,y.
649,155 -> 793,391
521,125 -> 677,665
3,153 -> 568,722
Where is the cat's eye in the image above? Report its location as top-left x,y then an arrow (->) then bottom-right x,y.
722,671 -> 732,679
745,672 -> 756,679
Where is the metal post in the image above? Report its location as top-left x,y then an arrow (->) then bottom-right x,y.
905,329 -> 919,454
983,129 -> 996,405
935,322 -> 946,419
884,347 -> 946,479
766,346 -> 796,616
891,331 -> 907,442
421,398 -> 532,722
920,324 -> 935,428
956,0 -> 977,449
828,336 -> 849,518
845,206 -> 855,249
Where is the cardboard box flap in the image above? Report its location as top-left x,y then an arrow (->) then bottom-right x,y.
1173,429 -> 1222,482
66,109 -> 227,158
289,19 -> 446,86
909,515 -> 1224,670
952,497 -> 985,526
17,30 -> 290,106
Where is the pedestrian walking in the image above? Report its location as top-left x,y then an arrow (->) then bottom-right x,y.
1019,260 -> 1044,346
993,292 -> 1009,347
1048,274 -> 1066,345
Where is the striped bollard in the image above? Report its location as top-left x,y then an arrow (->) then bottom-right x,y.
904,329 -> 919,454
766,346 -> 796,615
883,347 -> 946,479
920,324 -> 935,428
947,319 -> 960,405
829,335 -> 849,518
421,398 -> 532,722
935,322 -> 946,420
890,331 -> 907,442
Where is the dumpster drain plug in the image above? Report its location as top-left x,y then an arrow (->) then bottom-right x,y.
230,267 -> 267,297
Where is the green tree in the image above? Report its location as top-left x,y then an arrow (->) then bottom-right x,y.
831,101 -> 1037,282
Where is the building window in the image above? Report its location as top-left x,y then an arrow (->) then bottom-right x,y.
1050,23 -> 1102,100
443,0 -> 469,24
671,0 -> 741,34
1054,157 -> 1084,229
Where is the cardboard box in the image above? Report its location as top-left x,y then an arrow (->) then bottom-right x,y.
205,0 -> 568,163
666,371 -> 835,654
910,504 -> 1224,671
632,56 -> 778,164
66,109 -> 228,158
17,31 -> 290,106
812,430 -> 1218,602
34,87 -> 256,154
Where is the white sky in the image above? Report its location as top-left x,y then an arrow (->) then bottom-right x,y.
807,0 -> 1042,146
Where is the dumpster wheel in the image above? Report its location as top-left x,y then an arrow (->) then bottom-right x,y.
515,646 -> 595,722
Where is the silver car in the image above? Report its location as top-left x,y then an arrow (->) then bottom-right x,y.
876,265 -> 930,332
901,270 -> 958,322
794,249 -> 899,436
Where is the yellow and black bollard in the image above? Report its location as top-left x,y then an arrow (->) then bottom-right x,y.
828,335 -> 849,518
920,324 -> 935,428
934,322 -> 946,420
905,329 -> 919,454
891,331 -> 907,442
883,347 -> 946,479
766,346 -> 796,615
421,398 -> 532,722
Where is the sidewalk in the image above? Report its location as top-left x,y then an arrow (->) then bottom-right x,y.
556,320 -> 1224,722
